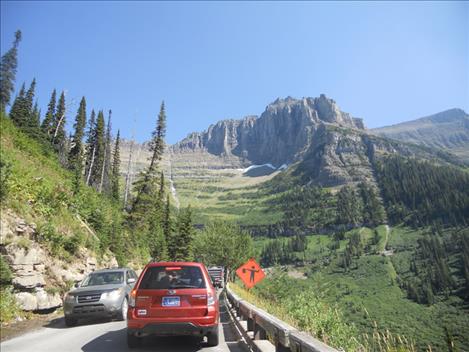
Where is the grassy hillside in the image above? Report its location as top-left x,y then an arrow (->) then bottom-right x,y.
0,114 -> 137,265
253,226 -> 469,351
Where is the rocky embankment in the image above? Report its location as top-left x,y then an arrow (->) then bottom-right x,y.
0,210 -> 117,312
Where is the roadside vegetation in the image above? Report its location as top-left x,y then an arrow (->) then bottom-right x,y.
252,225 -> 469,351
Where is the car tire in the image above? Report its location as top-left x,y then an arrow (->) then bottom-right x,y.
64,316 -> 77,327
207,328 -> 219,347
119,297 -> 128,321
127,332 -> 142,348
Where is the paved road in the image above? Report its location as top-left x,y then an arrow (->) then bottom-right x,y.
1,298 -> 243,352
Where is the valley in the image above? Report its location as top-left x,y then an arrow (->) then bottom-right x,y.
118,95 -> 469,351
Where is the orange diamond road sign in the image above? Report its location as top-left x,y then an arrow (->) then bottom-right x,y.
236,258 -> 265,289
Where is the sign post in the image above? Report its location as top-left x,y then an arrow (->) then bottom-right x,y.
235,258 -> 265,289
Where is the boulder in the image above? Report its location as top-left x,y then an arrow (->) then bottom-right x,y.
34,264 -> 46,272
5,245 -> 45,266
35,289 -> 62,310
15,292 -> 38,311
13,273 -> 46,289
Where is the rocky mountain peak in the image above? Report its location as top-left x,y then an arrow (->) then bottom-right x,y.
171,95 -> 365,167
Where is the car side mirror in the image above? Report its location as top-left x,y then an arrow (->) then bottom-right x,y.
127,278 -> 136,284
74,282 -> 80,288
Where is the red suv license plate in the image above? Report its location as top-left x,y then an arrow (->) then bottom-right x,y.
162,296 -> 180,307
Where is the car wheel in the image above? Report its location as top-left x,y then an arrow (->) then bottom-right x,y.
127,332 -> 142,348
64,316 -> 77,327
119,297 -> 128,321
207,328 -> 219,347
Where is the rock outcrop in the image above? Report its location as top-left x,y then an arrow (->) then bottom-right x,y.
0,210 -> 118,312
171,95 -> 365,167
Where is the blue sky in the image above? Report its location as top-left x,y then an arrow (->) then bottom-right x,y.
1,1 -> 468,144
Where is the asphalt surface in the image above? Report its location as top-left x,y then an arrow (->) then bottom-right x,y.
1,297 -> 244,352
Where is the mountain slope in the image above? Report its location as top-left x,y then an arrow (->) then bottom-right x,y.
172,94 -> 365,167
372,108 -> 469,161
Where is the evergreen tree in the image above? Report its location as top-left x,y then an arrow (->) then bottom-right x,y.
375,156 -> 469,227
163,194 -> 171,245
84,109 -> 96,184
10,79 -> 39,135
111,130 -> 121,202
52,91 -> 67,165
99,110 -> 112,194
128,101 -> 167,229
21,78 -> 37,131
8,83 -> 26,126
170,206 -> 194,261
90,111 -> 106,190
336,185 -> 362,227
41,89 -> 56,137
158,172 -> 165,202
32,101 -> 40,128
358,182 -> 386,226
0,30 -> 21,112
149,101 -> 167,170
68,97 -> 87,171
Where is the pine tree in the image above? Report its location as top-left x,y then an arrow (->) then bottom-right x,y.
41,89 -> 56,137
84,109 -> 96,184
0,30 -> 21,112
24,78 -> 36,128
10,79 -> 38,134
52,91 -> 67,165
163,194 -> 171,246
128,101 -> 167,228
8,83 -> 26,126
32,101 -> 40,128
336,185 -> 363,227
68,97 -> 87,171
99,110 -> 112,194
90,111 -> 106,190
111,130 -> 121,202
148,215 -> 168,262
171,206 -> 194,261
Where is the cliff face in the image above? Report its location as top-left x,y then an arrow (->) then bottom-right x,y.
169,95 -> 462,188
171,95 -> 365,167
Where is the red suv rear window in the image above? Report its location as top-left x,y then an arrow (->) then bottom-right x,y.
139,266 -> 206,289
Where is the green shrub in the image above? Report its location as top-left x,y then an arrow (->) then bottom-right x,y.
0,156 -> 12,202
16,237 -> 31,250
63,233 -> 83,254
0,287 -> 22,323
38,222 -> 64,255
0,256 -> 13,286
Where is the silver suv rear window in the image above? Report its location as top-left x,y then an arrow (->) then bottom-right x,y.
81,272 -> 123,286
139,266 -> 206,289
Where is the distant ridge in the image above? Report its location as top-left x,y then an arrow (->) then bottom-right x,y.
372,108 -> 469,161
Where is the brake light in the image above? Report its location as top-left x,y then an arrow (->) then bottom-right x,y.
165,266 -> 182,271
129,289 -> 137,307
207,292 -> 215,306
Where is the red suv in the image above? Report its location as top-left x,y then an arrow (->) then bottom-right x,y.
127,262 -> 219,348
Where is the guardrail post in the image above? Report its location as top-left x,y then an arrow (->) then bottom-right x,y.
254,323 -> 267,340
276,341 -> 291,352
247,316 -> 255,331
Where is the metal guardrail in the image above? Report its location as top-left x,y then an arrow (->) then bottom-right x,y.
225,286 -> 340,352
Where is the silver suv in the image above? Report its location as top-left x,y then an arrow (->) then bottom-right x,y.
63,268 -> 138,326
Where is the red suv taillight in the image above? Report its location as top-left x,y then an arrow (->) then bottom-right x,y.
129,289 -> 137,308
207,292 -> 215,306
